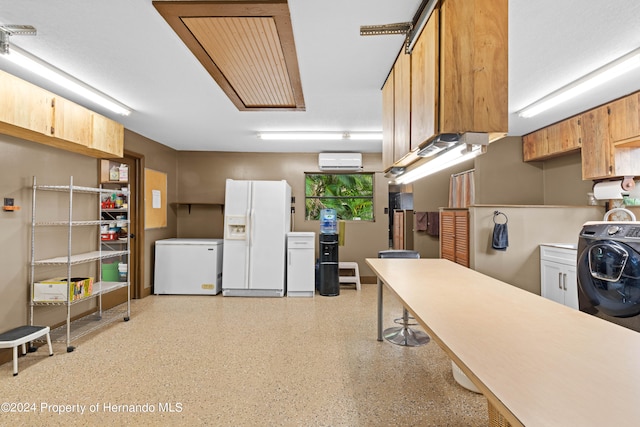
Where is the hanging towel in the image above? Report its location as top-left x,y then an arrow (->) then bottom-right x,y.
415,212 -> 428,232
492,211 -> 509,251
426,212 -> 440,236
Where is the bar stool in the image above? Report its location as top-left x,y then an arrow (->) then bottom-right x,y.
378,249 -> 430,347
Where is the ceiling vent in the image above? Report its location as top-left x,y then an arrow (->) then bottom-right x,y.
318,153 -> 363,171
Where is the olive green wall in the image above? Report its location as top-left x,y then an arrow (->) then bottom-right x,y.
175,152 -> 389,278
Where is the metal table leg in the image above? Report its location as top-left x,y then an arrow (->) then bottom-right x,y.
377,277 -> 383,341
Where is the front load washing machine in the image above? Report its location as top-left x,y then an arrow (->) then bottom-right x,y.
577,221 -> 640,332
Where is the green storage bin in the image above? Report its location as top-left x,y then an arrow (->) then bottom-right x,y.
102,262 -> 120,282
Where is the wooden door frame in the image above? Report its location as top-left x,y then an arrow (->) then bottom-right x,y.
124,149 -> 147,298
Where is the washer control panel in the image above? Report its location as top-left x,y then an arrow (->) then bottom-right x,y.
582,223 -> 640,239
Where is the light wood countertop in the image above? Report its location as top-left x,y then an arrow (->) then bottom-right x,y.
366,258 -> 640,427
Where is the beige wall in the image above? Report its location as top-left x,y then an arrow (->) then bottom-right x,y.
0,134 -> 99,338
176,152 -> 390,278
470,205 -> 603,295
123,130 -> 178,290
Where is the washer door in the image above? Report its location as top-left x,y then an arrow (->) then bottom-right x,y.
577,240 -> 640,317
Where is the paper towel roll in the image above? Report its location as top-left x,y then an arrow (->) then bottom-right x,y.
593,180 -> 624,200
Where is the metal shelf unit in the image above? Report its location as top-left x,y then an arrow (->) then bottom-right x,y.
30,176 -> 130,352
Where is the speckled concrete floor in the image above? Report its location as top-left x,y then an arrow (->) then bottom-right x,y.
0,284 -> 488,426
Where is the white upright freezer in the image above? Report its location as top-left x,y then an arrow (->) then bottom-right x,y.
222,179 -> 291,297
287,232 -> 316,297
154,238 -> 223,295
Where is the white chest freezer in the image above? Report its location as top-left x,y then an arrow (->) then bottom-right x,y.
154,238 -> 223,295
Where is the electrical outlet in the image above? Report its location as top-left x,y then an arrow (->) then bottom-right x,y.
291,206 -> 295,213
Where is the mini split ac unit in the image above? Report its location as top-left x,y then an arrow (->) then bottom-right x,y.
318,153 -> 363,171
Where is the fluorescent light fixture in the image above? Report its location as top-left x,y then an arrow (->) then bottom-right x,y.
1,45 -> 132,116
395,144 -> 484,184
518,47 -> 640,119
257,132 -> 383,141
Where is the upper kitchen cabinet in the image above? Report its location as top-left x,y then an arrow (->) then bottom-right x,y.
609,92 -> 640,145
0,69 -> 53,138
382,0 -> 508,172
91,112 -> 124,158
582,95 -> 640,180
0,69 -> 123,158
411,7 -> 439,150
438,0 -> 508,136
581,105 -> 613,179
393,51 -> 412,163
52,96 -> 92,148
382,70 -> 395,170
523,115 -> 582,161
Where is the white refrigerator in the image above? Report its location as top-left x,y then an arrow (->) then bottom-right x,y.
222,179 -> 291,297
154,238 -> 224,295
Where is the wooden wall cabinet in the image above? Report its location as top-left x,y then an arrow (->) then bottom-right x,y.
440,209 -> 469,267
523,116 -> 582,161
52,96 -> 92,147
382,70 -> 395,170
0,70 -> 123,159
91,113 -> 124,157
382,0 -> 508,171
0,70 -> 54,138
581,99 -> 640,180
439,0 -> 508,136
410,7 -> 439,150
609,92 -> 640,144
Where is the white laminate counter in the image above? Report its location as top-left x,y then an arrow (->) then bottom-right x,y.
366,257 -> 640,427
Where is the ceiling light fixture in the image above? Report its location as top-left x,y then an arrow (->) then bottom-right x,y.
257,132 -> 383,141
0,28 -> 132,116
395,143 -> 485,185
518,46 -> 640,119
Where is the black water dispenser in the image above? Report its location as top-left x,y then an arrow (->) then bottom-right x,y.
319,209 -> 339,296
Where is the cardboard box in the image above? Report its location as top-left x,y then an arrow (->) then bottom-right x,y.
33,277 -> 94,302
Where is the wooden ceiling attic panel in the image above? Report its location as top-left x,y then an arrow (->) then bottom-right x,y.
153,0 -> 305,111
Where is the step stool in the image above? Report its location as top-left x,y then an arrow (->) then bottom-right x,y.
339,262 -> 361,290
0,325 -> 53,376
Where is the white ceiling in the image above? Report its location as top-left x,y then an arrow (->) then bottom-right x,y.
1,0 -> 639,154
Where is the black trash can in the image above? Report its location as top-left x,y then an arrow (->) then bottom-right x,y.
319,233 -> 339,296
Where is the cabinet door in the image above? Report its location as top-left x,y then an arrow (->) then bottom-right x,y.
91,113 -> 124,157
563,264 -> 578,309
541,260 -> 566,305
581,106 -> 612,180
609,93 -> 640,143
0,70 -> 53,136
393,52 -> 411,162
440,210 -> 469,267
382,71 -> 395,171
546,116 -> 582,155
411,8 -> 439,149
454,210 -> 469,267
440,211 -> 455,262
53,97 -> 92,147
439,0 -> 508,134
522,129 -> 546,162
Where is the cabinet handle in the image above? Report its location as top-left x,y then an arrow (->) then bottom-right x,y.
558,272 -> 562,289
563,273 -> 568,290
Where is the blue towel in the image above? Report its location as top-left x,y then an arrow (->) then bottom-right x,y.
492,223 -> 508,251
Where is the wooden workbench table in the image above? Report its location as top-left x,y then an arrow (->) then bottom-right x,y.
366,258 -> 640,427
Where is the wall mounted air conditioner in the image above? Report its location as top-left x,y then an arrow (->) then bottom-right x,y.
318,152 -> 363,171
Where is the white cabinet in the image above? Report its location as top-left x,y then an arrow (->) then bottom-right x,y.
540,245 -> 578,309
286,232 -> 315,297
